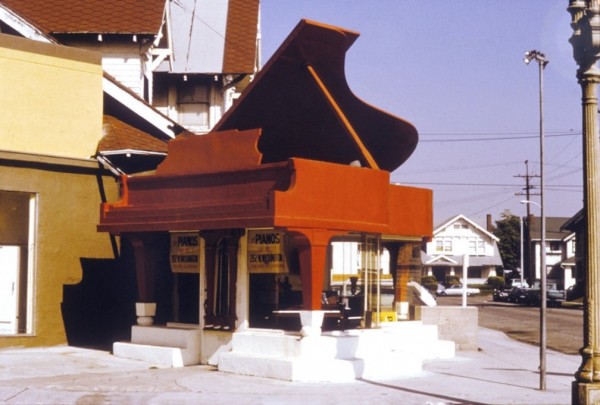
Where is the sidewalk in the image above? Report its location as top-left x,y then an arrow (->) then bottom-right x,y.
0,328 -> 579,404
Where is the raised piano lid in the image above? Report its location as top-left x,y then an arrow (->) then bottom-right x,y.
213,19 -> 418,173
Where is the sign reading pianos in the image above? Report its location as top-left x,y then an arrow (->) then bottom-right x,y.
170,232 -> 200,273
248,230 -> 285,273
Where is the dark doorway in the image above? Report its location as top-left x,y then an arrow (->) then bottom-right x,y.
61,258 -> 136,350
172,273 -> 199,324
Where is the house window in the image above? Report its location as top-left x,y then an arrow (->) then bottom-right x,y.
0,191 -> 36,335
478,240 -> 485,254
177,76 -> 210,130
435,239 -> 443,252
468,239 -> 477,254
550,241 -> 561,252
444,239 -> 452,252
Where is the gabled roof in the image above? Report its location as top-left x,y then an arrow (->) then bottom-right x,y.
222,0 -> 260,73
561,209 -> 583,232
527,216 -> 573,241
158,0 -> 259,74
0,0 -> 166,35
0,3 -> 56,43
422,250 -> 504,267
434,214 -> 499,242
425,255 -> 459,265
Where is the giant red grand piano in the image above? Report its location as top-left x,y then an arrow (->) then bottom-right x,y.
98,20 -> 432,331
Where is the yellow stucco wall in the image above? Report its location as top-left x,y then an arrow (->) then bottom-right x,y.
0,34 -> 103,158
0,35 -> 114,347
0,165 -> 119,347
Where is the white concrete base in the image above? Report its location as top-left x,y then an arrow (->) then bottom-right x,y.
113,324 -> 201,367
135,302 -> 156,326
202,329 -> 233,365
421,306 -> 479,351
218,321 -> 455,381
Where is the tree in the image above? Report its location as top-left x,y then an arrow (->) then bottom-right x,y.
492,210 -> 521,272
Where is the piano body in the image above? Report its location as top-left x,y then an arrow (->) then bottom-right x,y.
98,20 -> 432,335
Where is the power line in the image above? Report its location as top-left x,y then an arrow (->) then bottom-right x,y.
420,132 -> 579,143
420,129 -> 578,136
398,181 -> 581,188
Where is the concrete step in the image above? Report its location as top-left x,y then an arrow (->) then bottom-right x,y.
113,324 -> 201,367
217,321 -> 455,381
113,342 -> 193,367
218,350 -> 422,382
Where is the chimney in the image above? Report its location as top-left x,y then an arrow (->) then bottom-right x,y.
487,214 -> 493,231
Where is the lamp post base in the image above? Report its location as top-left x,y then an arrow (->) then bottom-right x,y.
573,381 -> 600,405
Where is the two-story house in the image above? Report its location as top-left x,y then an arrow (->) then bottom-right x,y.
524,216 -> 576,290
0,0 -> 260,348
0,0 -> 260,172
561,210 -> 583,296
422,214 -> 503,285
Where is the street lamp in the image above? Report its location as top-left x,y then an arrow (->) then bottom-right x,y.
523,49 -> 547,391
521,199 -> 546,391
568,2 -> 600,403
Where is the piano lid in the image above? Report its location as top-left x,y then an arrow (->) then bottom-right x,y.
213,19 -> 418,172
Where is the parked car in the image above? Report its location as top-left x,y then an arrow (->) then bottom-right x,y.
436,283 -> 446,296
526,280 -> 566,307
492,287 -> 510,302
566,283 -> 583,301
507,286 -> 530,303
506,278 -> 529,289
438,284 -> 480,296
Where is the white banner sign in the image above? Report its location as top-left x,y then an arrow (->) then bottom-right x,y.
247,230 -> 285,273
170,233 -> 200,273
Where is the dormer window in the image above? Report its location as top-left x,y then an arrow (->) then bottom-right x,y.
177,76 -> 210,131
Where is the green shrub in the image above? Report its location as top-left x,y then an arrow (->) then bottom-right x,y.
446,275 -> 460,286
421,275 -> 438,293
486,276 -> 505,290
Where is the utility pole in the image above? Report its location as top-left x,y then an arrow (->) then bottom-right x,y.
515,160 -> 540,218
515,160 -> 540,284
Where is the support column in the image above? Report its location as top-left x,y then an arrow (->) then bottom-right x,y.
287,228 -> 338,336
127,233 -> 163,326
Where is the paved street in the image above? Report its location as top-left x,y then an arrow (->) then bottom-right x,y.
438,294 -> 583,355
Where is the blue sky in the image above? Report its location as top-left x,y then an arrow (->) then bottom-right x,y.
260,1 -> 582,226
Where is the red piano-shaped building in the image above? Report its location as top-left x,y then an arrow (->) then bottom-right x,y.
98,20 -> 449,381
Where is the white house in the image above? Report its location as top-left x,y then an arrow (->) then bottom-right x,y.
422,214 -> 503,284
526,216 -> 576,290
0,0 -> 260,135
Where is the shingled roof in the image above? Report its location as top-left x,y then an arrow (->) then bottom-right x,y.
0,0 -> 165,35
223,0 -> 260,73
98,115 -> 168,154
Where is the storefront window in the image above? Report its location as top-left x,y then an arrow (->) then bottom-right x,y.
202,229 -> 242,330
